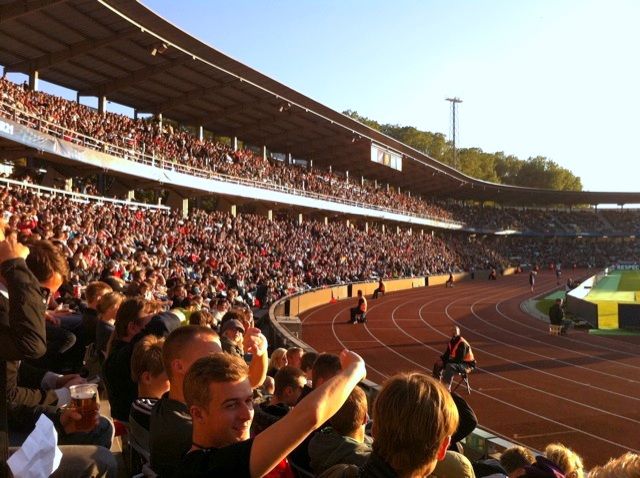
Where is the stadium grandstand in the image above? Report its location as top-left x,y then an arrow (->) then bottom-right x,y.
1,1 -> 640,477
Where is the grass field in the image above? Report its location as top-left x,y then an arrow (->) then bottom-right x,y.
537,270 -> 640,332
617,270 -> 640,291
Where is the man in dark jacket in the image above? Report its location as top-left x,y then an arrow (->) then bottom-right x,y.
309,386 -> 371,475
548,298 -> 568,334
252,366 -> 306,435
2,239 -> 112,449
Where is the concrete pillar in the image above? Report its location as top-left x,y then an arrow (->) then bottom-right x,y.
365,222 -> 369,233
421,229 -> 424,236
263,145 -> 267,161
98,96 -> 107,115
386,183 -> 389,192
324,216 -> 328,226
346,219 -> 350,228
345,170 -> 349,180
408,190 -> 410,197
361,176 -> 364,186
198,126 -> 204,141
267,209 -> 273,221
127,190 -> 135,201
382,224 -> 386,234
233,136 -> 238,151
230,204 -> 237,218
64,178 -> 73,192
28,70 -> 39,91
288,153 -> 292,164
310,160 -> 313,169
167,192 -> 189,218
329,165 -> 332,173
396,226 -> 401,235
158,113 -> 163,130
374,180 -> 377,188
298,213 -> 303,225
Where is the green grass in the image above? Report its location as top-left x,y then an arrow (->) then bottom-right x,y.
588,328 -> 640,336
536,299 -> 553,316
618,270 -> 640,291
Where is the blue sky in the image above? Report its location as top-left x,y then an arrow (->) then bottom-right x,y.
139,0 -> 640,193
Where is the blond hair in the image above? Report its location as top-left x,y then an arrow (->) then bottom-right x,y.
545,443 -> 585,478
588,452 -> 640,478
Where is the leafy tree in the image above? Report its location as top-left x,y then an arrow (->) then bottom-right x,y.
342,110 -> 582,191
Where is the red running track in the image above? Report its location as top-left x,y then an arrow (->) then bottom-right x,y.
299,270 -> 640,468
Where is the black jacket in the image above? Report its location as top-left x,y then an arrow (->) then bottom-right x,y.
0,258 -> 55,434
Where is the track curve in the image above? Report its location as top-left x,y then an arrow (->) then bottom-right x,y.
299,270 -> 640,468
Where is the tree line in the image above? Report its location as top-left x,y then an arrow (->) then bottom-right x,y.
344,110 -> 582,191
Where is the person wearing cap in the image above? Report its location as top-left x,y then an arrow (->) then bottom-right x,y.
220,312 -> 246,358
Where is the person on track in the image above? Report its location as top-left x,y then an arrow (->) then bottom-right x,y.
349,290 -> 367,324
433,326 -> 476,391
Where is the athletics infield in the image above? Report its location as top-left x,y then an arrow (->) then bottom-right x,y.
299,269 -> 640,468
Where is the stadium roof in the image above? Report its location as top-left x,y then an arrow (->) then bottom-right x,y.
1,0 -> 639,206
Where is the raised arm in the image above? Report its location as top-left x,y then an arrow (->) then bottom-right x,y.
243,328 -> 268,389
250,349 -> 366,478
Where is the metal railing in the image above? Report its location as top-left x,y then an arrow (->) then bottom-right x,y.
0,176 -> 170,211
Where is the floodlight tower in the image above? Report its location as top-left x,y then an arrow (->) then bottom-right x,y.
445,97 -> 462,169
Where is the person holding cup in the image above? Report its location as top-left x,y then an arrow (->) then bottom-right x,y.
2,239 -> 113,449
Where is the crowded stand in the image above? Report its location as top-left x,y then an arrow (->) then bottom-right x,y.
0,77 -> 457,223
5,75 -> 640,236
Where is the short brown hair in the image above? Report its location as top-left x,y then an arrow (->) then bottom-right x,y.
113,297 -> 146,340
96,291 -> 124,317
189,309 -> 213,327
300,351 -> 318,373
329,385 -> 367,437
372,372 -> 458,477
286,347 -> 303,361
184,353 -> 248,409
312,353 -> 341,385
274,366 -> 306,398
500,446 -> 535,474
25,239 -> 70,283
85,281 -> 113,305
131,335 -> 165,382
163,325 -> 219,380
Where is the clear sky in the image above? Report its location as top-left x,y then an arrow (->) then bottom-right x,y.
137,0 -> 639,193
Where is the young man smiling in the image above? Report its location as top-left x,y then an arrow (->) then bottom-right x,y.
180,349 -> 366,477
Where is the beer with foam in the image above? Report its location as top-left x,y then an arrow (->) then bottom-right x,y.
69,383 -> 99,431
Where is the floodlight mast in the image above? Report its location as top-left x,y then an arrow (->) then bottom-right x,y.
445,97 -> 462,169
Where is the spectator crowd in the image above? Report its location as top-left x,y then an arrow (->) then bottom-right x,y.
2,76 -> 640,477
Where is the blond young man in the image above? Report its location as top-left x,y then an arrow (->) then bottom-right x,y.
180,349 -> 366,477
149,324 -> 267,478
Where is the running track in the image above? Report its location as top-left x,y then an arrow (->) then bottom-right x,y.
299,270 -> 640,468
